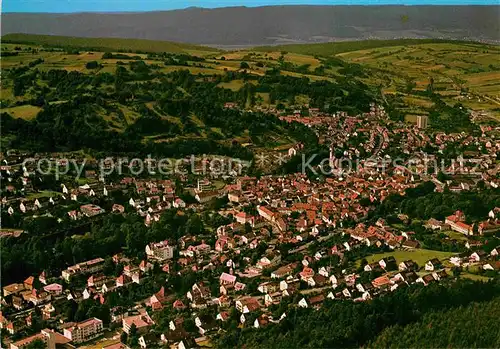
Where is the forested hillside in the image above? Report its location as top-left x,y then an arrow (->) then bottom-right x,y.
1,41 -> 385,159
369,297 -> 500,348
216,279 -> 500,348
3,53 -> 350,157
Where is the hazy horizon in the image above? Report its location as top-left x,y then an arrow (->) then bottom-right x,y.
4,0 -> 499,13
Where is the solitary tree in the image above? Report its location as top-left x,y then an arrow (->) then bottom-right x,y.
128,323 -> 139,347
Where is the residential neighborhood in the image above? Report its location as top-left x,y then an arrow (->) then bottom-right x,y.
1,102 -> 499,349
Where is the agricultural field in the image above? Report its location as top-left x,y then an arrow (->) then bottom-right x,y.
249,39 -> 500,121
338,43 -> 499,92
1,34 -> 499,135
217,79 -> 250,91
254,38 -> 471,56
1,105 -> 41,120
336,42 -> 500,120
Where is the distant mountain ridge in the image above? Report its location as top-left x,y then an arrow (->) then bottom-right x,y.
2,5 -> 499,47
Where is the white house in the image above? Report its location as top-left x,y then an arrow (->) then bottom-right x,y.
298,298 -> 308,308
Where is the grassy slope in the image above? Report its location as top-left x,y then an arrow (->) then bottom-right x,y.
1,105 -> 42,120
253,39 -> 489,56
1,33 -> 220,55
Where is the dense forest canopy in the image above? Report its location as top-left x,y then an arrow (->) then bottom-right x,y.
216,278 -> 500,348
369,297 -> 500,348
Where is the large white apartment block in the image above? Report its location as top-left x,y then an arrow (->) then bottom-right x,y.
145,240 -> 174,261
63,318 -> 103,343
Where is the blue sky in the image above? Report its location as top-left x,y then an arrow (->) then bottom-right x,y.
3,0 -> 498,13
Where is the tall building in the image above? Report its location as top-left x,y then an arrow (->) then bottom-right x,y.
145,241 -> 174,261
63,318 -> 103,344
417,115 -> 428,129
